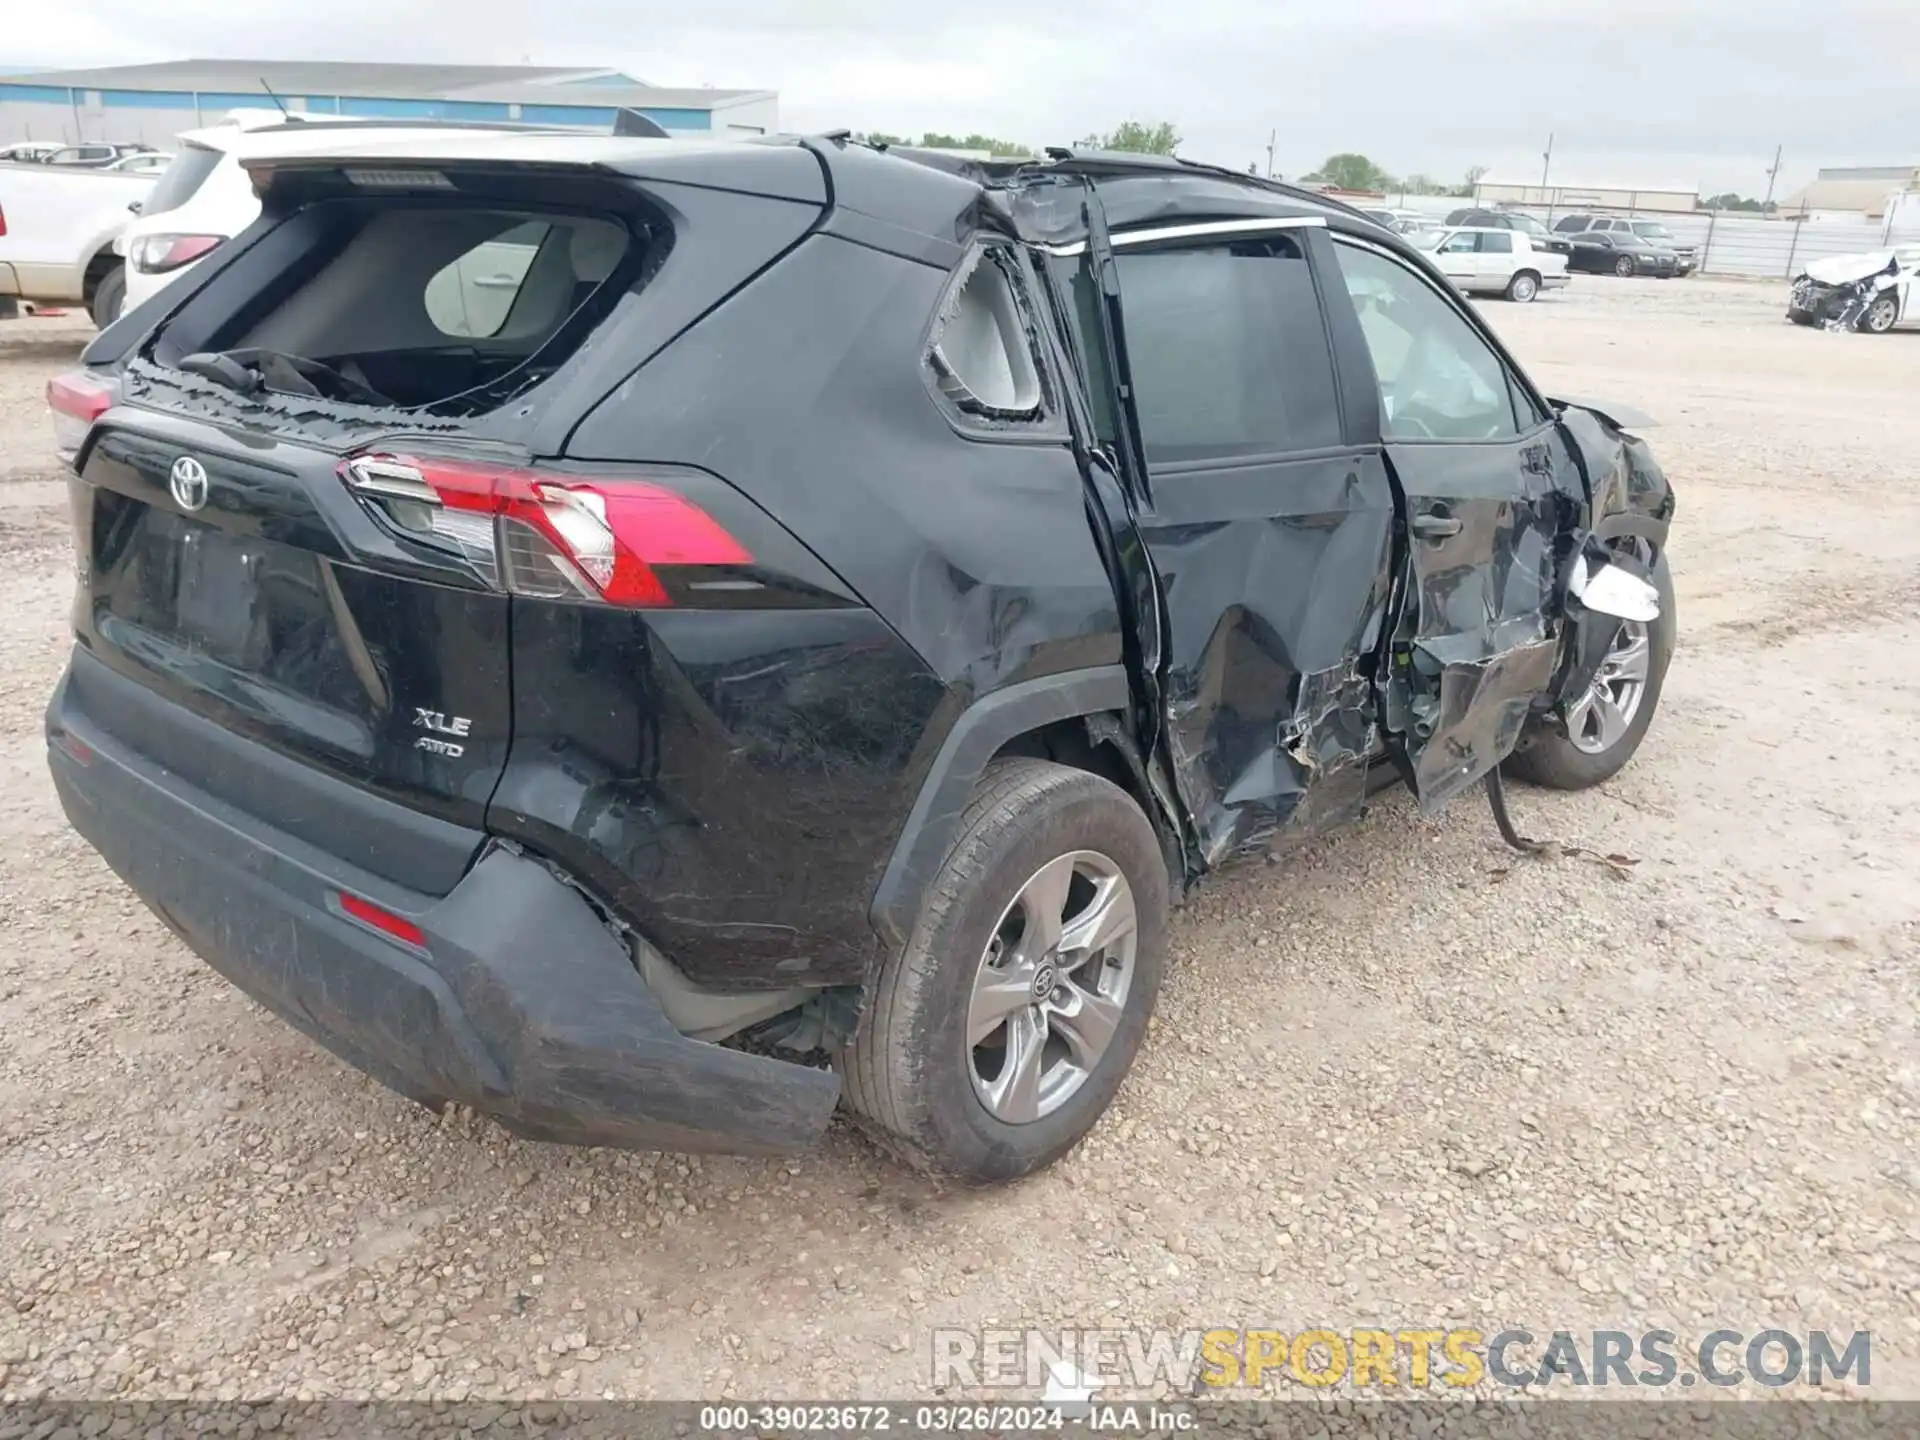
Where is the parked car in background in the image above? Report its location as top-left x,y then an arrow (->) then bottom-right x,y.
1418,225 -> 1570,301
1553,215 -> 1697,275
1445,208 -> 1571,255
1565,229 -> 1680,278
1358,207 -> 1426,235
46,136 -> 1674,1183
107,152 -> 173,176
0,160 -> 154,323
42,144 -> 158,169
1787,247 -> 1920,333
0,142 -> 62,164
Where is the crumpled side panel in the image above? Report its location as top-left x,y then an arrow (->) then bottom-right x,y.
1400,637 -> 1558,808
1146,457 -> 1395,865
1381,428 -> 1587,813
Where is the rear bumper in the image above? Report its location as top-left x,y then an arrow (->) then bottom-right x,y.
1540,273 -> 1571,291
46,658 -> 840,1155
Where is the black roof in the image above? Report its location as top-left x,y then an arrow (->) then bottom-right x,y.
815,140 -> 1377,250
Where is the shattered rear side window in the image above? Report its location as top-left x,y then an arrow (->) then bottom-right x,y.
925,242 -> 1055,429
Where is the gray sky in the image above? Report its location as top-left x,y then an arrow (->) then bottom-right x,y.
11,0 -> 1919,196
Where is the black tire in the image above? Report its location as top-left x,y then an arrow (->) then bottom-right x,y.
1505,552 -> 1676,791
836,758 -> 1168,1183
89,267 -> 126,329
1505,270 -> 1540,303
1613,256 -> 1636,278
1862,296 -> 1899,334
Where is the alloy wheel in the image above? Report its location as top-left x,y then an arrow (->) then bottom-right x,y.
967,851 -> 1138,1125
1566,621 -> 1651,754
1865,298 -> 1898,334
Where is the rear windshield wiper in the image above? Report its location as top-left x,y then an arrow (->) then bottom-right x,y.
177,348 -> 395,408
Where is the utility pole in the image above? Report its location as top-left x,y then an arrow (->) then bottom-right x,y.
1265,129 -> 1276,180
1762,144 -> 1784,210
1539,132 -> 1554,203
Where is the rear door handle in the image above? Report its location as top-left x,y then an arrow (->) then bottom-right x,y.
1411,514 -> 1463,539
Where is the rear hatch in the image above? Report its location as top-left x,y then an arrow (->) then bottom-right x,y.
64,139 -> 827,895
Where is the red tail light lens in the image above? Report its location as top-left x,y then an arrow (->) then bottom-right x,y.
129,233 -> 222,274
47,369 -> 119,461
339,453 -> 752,608
337,891 -> 427,949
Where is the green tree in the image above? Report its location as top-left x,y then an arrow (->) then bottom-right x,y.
1081,120 -> 1182,156
1704,192 -> 1766,212
1305,153 -> 1397,191
862,131 -> 909,148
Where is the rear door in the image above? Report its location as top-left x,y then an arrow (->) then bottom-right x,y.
1324,232 -> 1586,808
1054,215 -> 1397,862
1476,230 -> 1516,287
1432,230 -> 1481,287
1895,249 -> 1920,327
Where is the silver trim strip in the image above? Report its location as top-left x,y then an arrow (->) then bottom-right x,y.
1041,215 -> 1327,257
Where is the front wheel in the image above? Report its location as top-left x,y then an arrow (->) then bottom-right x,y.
1505,550 -> 1676,791
836,759 -> 1168,1183
1862,296 -> 1899,334
1613,256 -> 1637,278
1506,270 -> 1540,303
90,267 -> 126,329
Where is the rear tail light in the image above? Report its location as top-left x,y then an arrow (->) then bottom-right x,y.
47,368 -> 118,463
0,202 -> 8,238
128,233 -> 222,274
339,452 -> 752,608
337,891 -> 427,949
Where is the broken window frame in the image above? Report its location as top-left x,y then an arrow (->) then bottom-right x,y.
922,239 -> 1060,436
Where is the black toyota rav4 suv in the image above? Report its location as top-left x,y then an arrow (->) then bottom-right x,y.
46,133 -> 1676,1183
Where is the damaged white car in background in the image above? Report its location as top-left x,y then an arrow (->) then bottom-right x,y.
1787,246 -> 1920,333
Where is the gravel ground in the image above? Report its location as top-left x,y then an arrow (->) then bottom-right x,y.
0,280 -> 1916,1406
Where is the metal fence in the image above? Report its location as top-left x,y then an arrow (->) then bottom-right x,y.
1380,192 -> 1920,280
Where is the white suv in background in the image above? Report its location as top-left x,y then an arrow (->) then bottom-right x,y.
1420,226 -> 1570,302
117,112 -> 302,313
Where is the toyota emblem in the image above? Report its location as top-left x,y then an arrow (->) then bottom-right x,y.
169,456 -> 209,512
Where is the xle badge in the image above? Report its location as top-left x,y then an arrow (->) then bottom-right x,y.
413,708 -> 472,757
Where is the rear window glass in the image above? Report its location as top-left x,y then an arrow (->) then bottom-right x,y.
158,202 -> 634,417
141,144 -> 224,216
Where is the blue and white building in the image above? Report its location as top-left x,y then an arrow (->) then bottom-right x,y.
0,58 -> 778,147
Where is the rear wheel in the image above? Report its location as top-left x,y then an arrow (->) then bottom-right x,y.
1505,549 -> 1675,791
89,268 -> 126,329
836,758 -> 1168,1183
1862,296 -> 1899,334
1506,270 -> 1540,303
